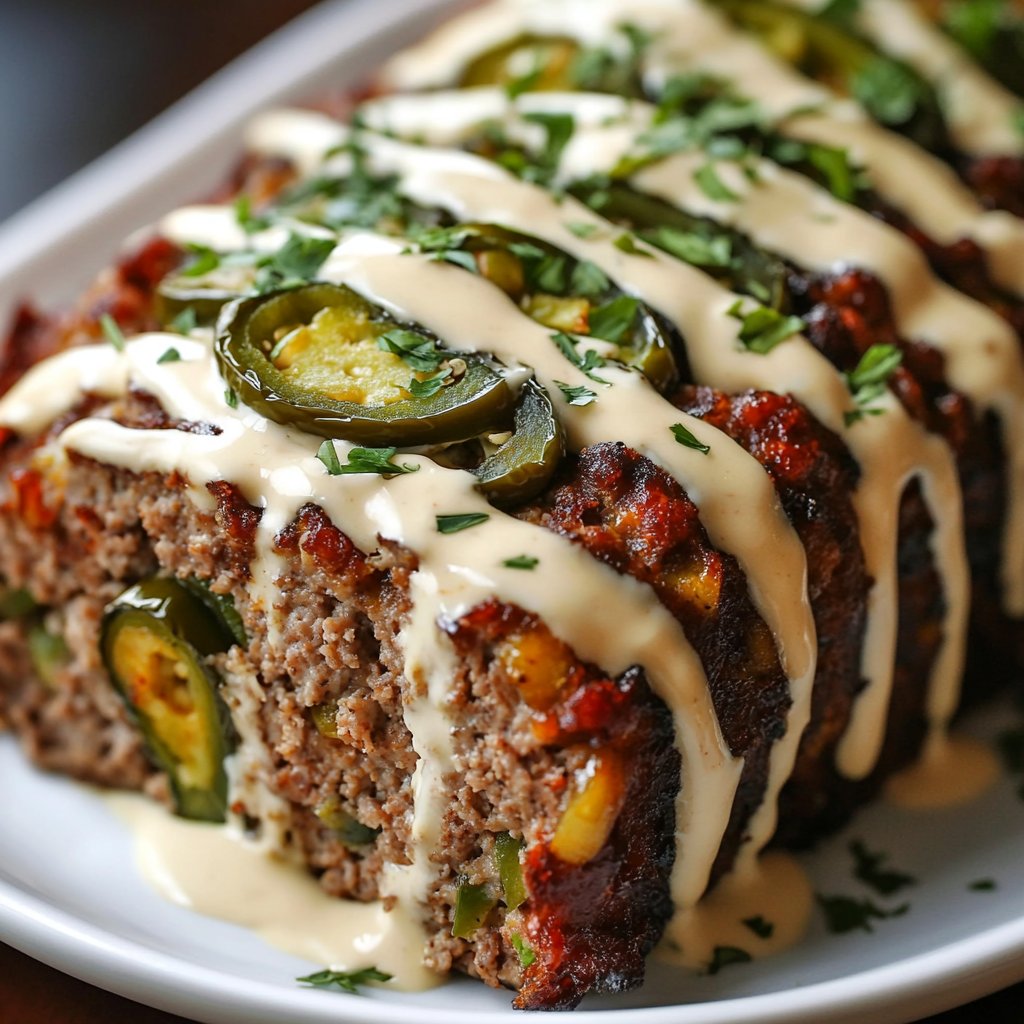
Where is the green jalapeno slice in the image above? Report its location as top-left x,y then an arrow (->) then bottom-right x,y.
101,578 -> 237,822
215,283 -> 516,446
474,380 -> 565,506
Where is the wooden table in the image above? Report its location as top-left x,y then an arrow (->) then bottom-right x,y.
0,2 -> 1021,1021
1,941 -> 1021,1022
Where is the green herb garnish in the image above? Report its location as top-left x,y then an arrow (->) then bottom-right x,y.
502,556 -> 539,571
850,840 -> 916,897
511,933 -> 536,968
100,313 -> 126,352
157,347 -> 182,365
551,332 -> 610,384
727,299 -> 803,354
255,233 -> 335,292
408,366 -> 453,398
613,232 -> 653,257
843,343 -> 903,425
588,296 -> 639,344
555,381 -> 598,407
646,226 -> 733,268
671,422 -> 711,454
169,306 -> 198,336
182,243 -> 221,278
296,967 -> 392,993
437,512 -> 491,534
817,894 -> 909,934
694,163 -> 740,202
377,329 -> 444,373
224,388 -> 239,409
565,221 -> 600,239
317,441 -> 418,478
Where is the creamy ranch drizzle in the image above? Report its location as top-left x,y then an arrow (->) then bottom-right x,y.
343,94 -> 984,779
783,0 -> 1024,156
380,0 -> 1024,298
246,108 -> 960,822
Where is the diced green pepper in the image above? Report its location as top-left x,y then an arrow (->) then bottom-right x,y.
494,832 -> 527,911
28,624 -> 69,689
452,877 -> 498,939
314,796 -> 380,847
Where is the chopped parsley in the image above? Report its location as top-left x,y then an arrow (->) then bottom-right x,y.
969,878 -> 997,892
727,299 -> 804,355
555,381 -> 598,407
565,221 -> 600,239
770,138 -> 863,203
851,57 -> 926,128
742,915 -> 775,940
550,332 -> 610,384
182,243 -> 221,278
511,932 -> 537,968
233,194 -> 269,235
613,232 -> 653,258
671,422 -> 711,455
503,555 -> 540,571
431,248 -> 479,274
254,233 -> 335,292
849,840 -> 916,897
818,0 -> 862,29
707,945 -> 752,975
408,366 -> 453,398
569,260 -> 611,300
436,512 -> 491,534
817,894 -> 909,934
169,306 -> 198,336
588,296 -> 639,344
296,967 -> 392,994
317,441 -> 419,478
157,347 -> 182,365
694,163 -> 740,203
224,388 -> 239,409
377,329 -> 444,373
843,343 -> 903,425
521,111 -> 575,182
645,226 -> 733,268
99,313 -> 126,352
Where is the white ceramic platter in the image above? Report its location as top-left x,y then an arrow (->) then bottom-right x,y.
2,1 -> 1024,1020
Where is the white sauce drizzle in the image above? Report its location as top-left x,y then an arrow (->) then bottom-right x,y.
379,0 -> 1024,298
344,93 -> 986,781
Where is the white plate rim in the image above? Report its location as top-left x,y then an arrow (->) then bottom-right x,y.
1,1 -> 1024,1021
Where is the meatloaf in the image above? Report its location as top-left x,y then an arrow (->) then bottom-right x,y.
2,0 -> 1024,1011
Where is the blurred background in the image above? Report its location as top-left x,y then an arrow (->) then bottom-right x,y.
0,0 -> 322,224
0,2 -> 1021,1020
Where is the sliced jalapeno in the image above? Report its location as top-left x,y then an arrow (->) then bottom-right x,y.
215,283 -> 516,446
155,265 -> 257,329
709,0 -> 948,151
475,381 -> 564,506
571,181 -> 792,313
101,578 -> 236,822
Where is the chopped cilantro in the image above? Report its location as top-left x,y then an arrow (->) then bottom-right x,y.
694,163 -> 740,202
99,313 -> 126,352
569,260 -> 611,299
588,296 -> 639,344
318,442 -> 419,478
613,232 -> 653,258
535,254 -> 570,293
550,332 -> 610,384
707,945 -> 752,975
817,894 -> 909,934
432,249 -> 479,274
819,0 -> 862,29
254,233 -> 335,292
671,422 -> 711,454
157,347 -> 182,365
377,329 -> 444,373
742,915 -> 774,940
727,299 -> 803,354
169,306 -> 198,336
555,381 -> 598,407
522,111 -> 575,179
843,343 -> 903,425
852,57 -> 925,127
565,221 -> 600,239
296,967 -> 392,993
408,367 -> 453,398
645,226 -> 733,268
849,840 -> 916,897
503,555 -> 539,570
182,243 -> 221,278
505,65 -> 543,100
224,388 -> 239,409
234,194 -> 269,234
436,512 -> 490,534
